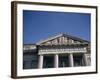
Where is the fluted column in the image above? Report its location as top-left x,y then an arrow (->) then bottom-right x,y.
69,53 -> 74,67
38,55 -> 43,69
83,53 -> 88,66
54,54 -> 59,68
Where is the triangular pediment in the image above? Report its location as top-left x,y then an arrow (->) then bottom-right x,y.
37,34 -> 89,45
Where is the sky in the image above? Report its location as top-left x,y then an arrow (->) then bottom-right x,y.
23,10 -> 91,44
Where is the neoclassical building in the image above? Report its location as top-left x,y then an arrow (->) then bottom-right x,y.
23,33 -> 91,69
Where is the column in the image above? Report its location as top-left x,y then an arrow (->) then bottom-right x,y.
69,53 -> 74,67
54,54 -> 59,68
83,53 -> 88,66
38,55 -> 43,69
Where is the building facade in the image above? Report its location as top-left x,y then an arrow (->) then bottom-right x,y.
23,34 -> 91,69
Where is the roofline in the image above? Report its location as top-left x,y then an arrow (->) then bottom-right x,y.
36,33 -> 90,44
36,34 -> 63,44
63,34 -> 90,43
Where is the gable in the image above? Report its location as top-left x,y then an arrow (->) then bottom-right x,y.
37,34 -> 89,45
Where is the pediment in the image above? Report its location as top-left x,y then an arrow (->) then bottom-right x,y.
37,34 -> 89,45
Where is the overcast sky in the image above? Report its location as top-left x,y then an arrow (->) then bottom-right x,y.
23,10 -> 90,44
